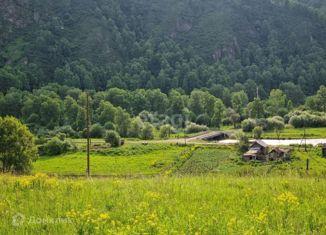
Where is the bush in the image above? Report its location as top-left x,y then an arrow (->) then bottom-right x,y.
128,118 -> 144,138
105,130 -> 121,147
267,117 -> 285,130
141,123 -> 154,140
55,125 -> 78,138
90,124 -> 105,138
241,119 -> 256,132
56,133 -> 66,141
236,132 -> 249,153
159,124 -> 174,139
185,123 -> 208,134
289,112 -> 326,128
252,126 -> 263,139
41,137 -> 76,156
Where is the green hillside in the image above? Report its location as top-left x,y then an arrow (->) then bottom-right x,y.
1,0 -> 326,94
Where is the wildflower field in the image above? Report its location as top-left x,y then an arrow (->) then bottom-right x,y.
3,143 -> 326,234
1,174 -> 326,234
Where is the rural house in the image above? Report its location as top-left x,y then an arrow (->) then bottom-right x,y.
268,148 -> 291,161
243,140 -> 269,161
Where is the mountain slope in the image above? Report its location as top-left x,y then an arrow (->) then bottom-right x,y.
0,0 -> 325,94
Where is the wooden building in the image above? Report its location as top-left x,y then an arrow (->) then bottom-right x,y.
268,148 -> 291,161
201,131 -> 229,141
243,140 -> 268,161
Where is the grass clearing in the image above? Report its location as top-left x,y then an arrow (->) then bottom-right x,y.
262,127 -> 326,139
33,144 -> 185,176
1,175 -> 325,234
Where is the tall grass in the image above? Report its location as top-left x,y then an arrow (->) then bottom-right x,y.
1,174 -> 325,234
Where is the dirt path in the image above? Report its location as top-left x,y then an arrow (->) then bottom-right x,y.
128,131 -> 326,146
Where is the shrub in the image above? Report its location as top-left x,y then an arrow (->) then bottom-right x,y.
53,125 -> 77,138
267,117 -> 285,130
185,123 -> 208,134
289,112 -> 326,128
159,124 -> 174,139
241,119 -> 256,132
105,130 -> 121,147
128,118 -> 144,138
41,137 -> 76,156
252,126 -> 263,139
90,124 -> 105,138
56,133 -> 66,141
236,132 -> 249,153
267,117 -> 285,139
141,123 -> 154,140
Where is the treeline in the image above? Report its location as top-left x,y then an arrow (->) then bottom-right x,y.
0,84 -> 325,139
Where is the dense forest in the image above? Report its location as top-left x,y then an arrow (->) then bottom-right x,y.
0,0 -> 326,139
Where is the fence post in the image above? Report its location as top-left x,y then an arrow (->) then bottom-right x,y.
306,159 -> 309,172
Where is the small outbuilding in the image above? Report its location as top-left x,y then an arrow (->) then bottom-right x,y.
201,131 -> 229,141
243,140 -> 269,161
268,148 -> 291,161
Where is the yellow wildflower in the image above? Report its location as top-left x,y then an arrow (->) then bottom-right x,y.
276,192 -> 299,206
255,209 -> 268,224
99,213 -> 110,220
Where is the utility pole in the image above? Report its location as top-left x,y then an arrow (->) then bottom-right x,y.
256,86 -> 259,99
304,126 -> 307,152
86,93 -> 91,178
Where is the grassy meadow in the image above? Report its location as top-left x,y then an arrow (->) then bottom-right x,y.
34,144 -> 185,176
4,141 -> 326,234
33,142 -> 326,177
261,127 -> 326,139
1,175 -> 326,234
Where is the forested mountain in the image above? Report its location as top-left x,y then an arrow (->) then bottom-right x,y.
1,0 -> 326,96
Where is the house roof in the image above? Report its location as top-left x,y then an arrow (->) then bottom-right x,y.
270,148 -> 290,154
201,131 -> 228,140
251,140 -> 268,148
244,149 -> 260,156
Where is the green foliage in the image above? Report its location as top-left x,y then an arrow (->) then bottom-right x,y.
41,137 -> 76,156
159,124 -> 173,139
289,111 -> 326,128
90,124 -> 105,138
252,126 -> 263,139
236,132 -> 249,153
105,130 -> 121,147
242,119 -> 257,132
0,116 -> 38,173
185,123 -> 208,134
141,123 -> 155,140
0,0 -> 325,98
128,118 -> 144,138
231,91 -> 248,115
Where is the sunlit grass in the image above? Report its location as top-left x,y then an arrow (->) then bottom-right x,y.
1,175 -> 325,234
262,127 -> 326,139
33,144 -> 184,176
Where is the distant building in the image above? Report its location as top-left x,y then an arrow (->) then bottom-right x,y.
268,148 -> 291,161
243,140 -> 269,161
201,131 -> 229,141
